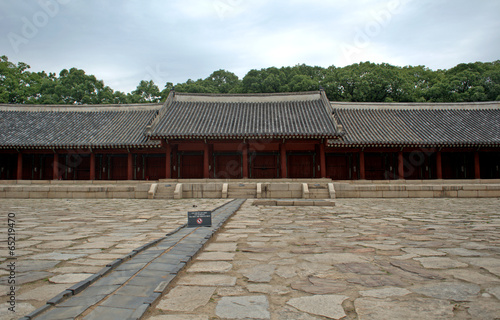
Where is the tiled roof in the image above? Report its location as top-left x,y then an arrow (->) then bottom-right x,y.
148,91 -> 341,139
330,101 -> 500,147
0,104 -> 161,149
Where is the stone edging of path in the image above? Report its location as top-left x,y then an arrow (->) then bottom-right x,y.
21,199 -> 245,320
253,199 -> 335,206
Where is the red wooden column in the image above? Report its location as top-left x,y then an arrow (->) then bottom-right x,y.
127,153 -> 133,180
398,151 -> 404,180
242,143 -> 249,178
16,153 -> 23,180
359,151 -> 366,179
474,151 -> 481,179
165,144 -> 172,179
90,153 -> 96,180
172,146 -> 178,178
203,143 -> 210,178
53,153 -> 59,180
280,142 -> 287,178
436,151 -> 442,179
319,142 -> 326,178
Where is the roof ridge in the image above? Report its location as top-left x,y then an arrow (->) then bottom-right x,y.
173,91 -> 321,97
330,101 -> 500,110
0,104 -> 163,112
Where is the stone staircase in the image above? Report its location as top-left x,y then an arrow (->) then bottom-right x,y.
150,179 -> 335,200
152,183 -> 176,199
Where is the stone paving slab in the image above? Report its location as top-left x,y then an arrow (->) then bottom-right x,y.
0,199 -> 229,320
15,199 -> 245,320
3,198 -> 500,319
144,198 -> 500,320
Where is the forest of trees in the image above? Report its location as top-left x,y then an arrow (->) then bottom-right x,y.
1,55 -> 499,105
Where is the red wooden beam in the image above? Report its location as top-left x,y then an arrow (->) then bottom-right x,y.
53,153 -> 59,180
172,146 -> 178,178
242,143 -> 249,178
17,153 -> 22,180
474,151 -> 481,179
359,151 -> 365,180
127,153 -> 133,180
320,143 -> 326,178
90,153 -> 96,180
436,151 -> 442,179
165,143 -> 171,179
398,151 -> 404,180
280,143 -> 287,178
203,143 -> 210,178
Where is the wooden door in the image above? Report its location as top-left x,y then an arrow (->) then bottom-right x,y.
144,155 -> 166,180
365,153 -> 397,180
22,155 -> 34,179
0,154 -> 17,179
287,154 -> 314,178
442,152 -> 474,179
110,155 -> 128,180
75,155 -> 90,180
326,154 -> 351,180
251,154 -> 278,179
215,154 -> 242,179
365,153 -> 385,180
480,152 -> 500,179
179,154 -> 203,178
40,155 -> 54,180
403,152 -> 436,180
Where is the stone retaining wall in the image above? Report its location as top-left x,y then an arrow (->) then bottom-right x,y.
1,180 -> 499,199
334,180 -> 500,198
0,181 -> 151,199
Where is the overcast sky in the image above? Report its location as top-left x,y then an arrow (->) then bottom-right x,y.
1,0 -> 499,93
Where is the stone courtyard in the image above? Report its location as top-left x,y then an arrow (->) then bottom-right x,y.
1,198 -> 499,319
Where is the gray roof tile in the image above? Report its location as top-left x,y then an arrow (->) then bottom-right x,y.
330,102 -> 500,146
0,104 -> 161,149
148,91 -> 340,139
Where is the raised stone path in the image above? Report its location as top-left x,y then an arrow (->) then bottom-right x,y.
1,198 -> 500,319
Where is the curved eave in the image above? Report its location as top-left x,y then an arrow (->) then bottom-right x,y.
327,141 -> 500,148
0,143 -> 162,150
149,133 -> 339,140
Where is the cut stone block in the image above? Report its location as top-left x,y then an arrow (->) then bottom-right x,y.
177,274 -> 237,287
157,286 -> 216,312
287,295 -> 348,319
355,297 -> 454,320
216,296 -> 270,319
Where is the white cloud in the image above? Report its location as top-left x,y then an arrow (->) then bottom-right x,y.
1,0 -> 499,92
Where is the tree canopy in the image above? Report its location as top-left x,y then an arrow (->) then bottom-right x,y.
1,55 -> 499,105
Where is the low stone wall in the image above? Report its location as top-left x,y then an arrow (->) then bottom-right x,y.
1,179 -> 499,199
0,181 -> 151,199
335,179 -> 500,198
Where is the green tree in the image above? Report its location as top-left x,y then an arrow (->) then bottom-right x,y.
129,80 -> 161,103
56,68 -> 107,104
1,55 -> 499,105
0,55 -> 33,103
204,69 -> 239,93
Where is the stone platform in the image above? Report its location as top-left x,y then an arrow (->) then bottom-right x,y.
335,179 -> 500,198
1,179 -> 500,199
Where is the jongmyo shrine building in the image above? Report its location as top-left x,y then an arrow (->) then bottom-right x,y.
0,90 -> 499,181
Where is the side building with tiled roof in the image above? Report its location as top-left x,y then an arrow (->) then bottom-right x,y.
0,104 -> 165,180
327,101 -> 500,180
0,90 -> 499,180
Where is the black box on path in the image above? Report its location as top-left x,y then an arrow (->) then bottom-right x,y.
187,211 -> 212,227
